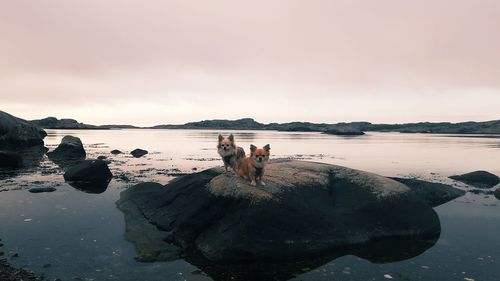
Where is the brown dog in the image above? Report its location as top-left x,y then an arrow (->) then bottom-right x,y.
217,134 -> 245,172
237,144 -> 270,186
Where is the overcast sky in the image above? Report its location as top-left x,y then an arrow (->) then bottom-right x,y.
1,0 -> 499,126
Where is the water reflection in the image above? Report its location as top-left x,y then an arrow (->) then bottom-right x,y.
185,235 -> 439,281
0,145 -> 48,179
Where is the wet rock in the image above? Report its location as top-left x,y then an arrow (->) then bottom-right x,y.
494,188 -> 500,200
64,160 -> 112,194
449,171 -> 500,189
97,155 -> 107,160
0,111 -> 46,149
390,177 -> 465,207
117,160 -> 450,263
47,135 -> 86,165
111,149 -> 122,155
29,187 -> 57,193
0,151 -> 23,169
130,148 -> 148,158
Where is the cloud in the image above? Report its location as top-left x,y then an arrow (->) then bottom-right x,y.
1,0 -> 499,124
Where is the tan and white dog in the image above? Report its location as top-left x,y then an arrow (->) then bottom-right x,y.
237,144 -> 270,186
217,134 -> 245,172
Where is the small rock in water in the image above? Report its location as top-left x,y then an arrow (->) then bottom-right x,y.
130,148 -> 148,158
384,274 -> 394,279
449,171 -> 500,189
110,149 -> 122,155
191,270 -> 203,275
97,156 -> 107,160
29,187 -> 57,193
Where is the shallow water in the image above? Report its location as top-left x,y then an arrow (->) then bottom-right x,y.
0,129 -> 499,281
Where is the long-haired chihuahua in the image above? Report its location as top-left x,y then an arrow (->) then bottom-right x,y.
237,144 -> 270,186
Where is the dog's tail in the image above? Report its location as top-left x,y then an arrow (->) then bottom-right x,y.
236,147 -> 245,160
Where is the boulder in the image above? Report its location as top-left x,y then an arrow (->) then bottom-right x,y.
63,160 -> 113,194
449,170 -> 500,189
0,151 -> 23,169
130,149 -> 148,158
494,188 -> 500,200
390,177 -> 466,207
0,111 -> 46,149
117,160 -> 461,264
47,135 -> 86,165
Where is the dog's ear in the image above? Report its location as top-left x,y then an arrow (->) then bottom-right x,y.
264,144 -> 270,151
250,144 -> 257,152
228,134 -> 234,142
218,134 -> 224,142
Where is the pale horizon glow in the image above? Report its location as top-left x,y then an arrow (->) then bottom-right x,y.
1,0 -> 500,126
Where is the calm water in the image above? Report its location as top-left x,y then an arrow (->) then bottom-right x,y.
0,129 -> 499,281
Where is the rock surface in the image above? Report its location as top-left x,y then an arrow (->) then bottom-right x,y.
47,135 -> 86,165
449,171 -> 500,189
0,151 -> 23,169
64,160 -> 113,193
117,160 -> 463,263
0,111 -> 46,149
130,148 -> 148,158
494,188 -> 500,200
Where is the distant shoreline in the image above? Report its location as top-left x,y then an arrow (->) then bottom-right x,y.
33,117 -> 500,135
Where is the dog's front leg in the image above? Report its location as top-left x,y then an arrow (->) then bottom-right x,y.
259,177 -> 266,186
249,174 -> 257,186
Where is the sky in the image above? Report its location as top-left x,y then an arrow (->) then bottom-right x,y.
1,0 -> 499,126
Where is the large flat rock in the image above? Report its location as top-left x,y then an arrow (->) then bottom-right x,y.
117,160 -> 464,265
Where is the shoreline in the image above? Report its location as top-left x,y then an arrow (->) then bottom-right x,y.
0,259 -> 44,281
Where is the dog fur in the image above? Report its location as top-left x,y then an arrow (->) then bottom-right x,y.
217,134 -> 245,172
237,144 -> 270,186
